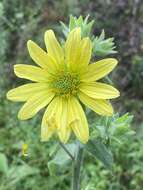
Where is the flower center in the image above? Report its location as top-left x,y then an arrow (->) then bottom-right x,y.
50,71 -> 80,96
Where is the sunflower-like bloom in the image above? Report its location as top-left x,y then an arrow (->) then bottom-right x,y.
7,28 -> 120,143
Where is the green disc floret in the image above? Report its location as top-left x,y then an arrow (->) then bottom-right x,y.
51,71 -> 80,96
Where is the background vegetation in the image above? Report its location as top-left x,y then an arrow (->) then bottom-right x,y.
0,0 -> 143,189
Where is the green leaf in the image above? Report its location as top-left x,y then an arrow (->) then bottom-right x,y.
96,125 -> 107,139
115,113 -> 133,125
48,143 -> 77,175
0,2 -> 4,17
99,29 -> 105,40
109,113 -> 134,141
7,164 -> 39,185
93,113 -> 134,144
0,153 -> 8,174
69,15 -> 76,30
77,15 -> 83,25
85,139 -> 113,169
92,30 -> 117,56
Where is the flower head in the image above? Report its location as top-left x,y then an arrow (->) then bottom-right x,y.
22,143 -> 28,156
7,28 -> 120,143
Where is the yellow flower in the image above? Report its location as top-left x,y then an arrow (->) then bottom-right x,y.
22,143 -> 28,156
7,28 -> 120,144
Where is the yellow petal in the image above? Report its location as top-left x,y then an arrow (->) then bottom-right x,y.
65,28 -> 81,70
79,92 -> 113,116
14,64 -> 50,82
41,97 -> 59,141
68,97 -> 89,143
81,58 -> 118,82
41,97 -> 71,143
18,90 -> 54,120
56,97 -> 70,143
60,127 -> 71,144
27,40 -> 59,73
78,37 -> 92,68
44,30 -> 64,64
6,83 -> 49,102
80,82 -> 120,99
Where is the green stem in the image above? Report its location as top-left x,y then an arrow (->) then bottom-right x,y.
72,143 -> 84,190
59,142 -> 74,161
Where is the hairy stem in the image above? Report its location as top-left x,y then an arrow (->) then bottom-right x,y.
72,143 -> 84,190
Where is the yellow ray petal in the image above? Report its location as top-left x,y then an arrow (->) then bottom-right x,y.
56,97 -> 71,143
6,83 -> 49,102
44,30 -> 64,64
41,96 -> 71,143
80,58 -> 118,82
14,64 -> 50,82
78,37 -> 92,69
41,97 -> 59,141
78,92 -> 114,116
60,127 -> 71,144
27,40 -> 59,72
18,90 -> 55,120
80,82 -> 120,99
68,97 -> 89,143
65,28 -> 81,70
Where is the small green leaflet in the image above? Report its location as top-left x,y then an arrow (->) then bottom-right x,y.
0,153 -> 8,174
85,139 -> 113,169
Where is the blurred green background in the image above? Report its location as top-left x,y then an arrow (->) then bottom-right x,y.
0,0 -> 143,189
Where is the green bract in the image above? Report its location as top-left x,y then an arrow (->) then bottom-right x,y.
61,15 -> 116,56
